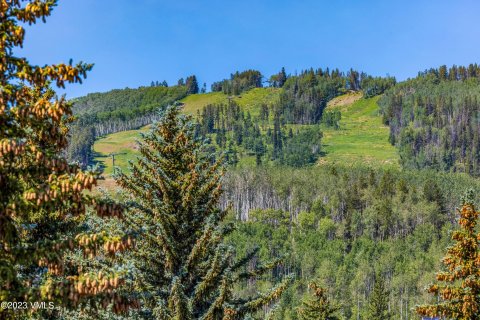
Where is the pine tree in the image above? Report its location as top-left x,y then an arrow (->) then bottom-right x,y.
186,75 -> 199,94
366,274 -> 392,320
115,106 -> 289,319
417,194 -> 480,319
278,67 -> 287,87
225,141 -> 239,167
298,282 -> 340,320
0,1 -> 132,318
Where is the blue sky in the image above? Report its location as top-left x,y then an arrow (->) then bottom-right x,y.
19,0 -> 480,98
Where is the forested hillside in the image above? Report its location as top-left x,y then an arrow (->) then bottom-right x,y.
66,60 -> 480,319
379,64 -> 480,175
83,64 -> 480,319
75,67 -> 395,170
222,165 -> 480,319
67,84 -> 188,164
7,1 -> 480,319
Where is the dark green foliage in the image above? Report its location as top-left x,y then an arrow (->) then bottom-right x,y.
185,75 -> 199,94
346,68 -> 362,91
68,85 -> 188,165
194,101 -> 323,167
211,70 -> 263,95
361,76 -> 396,98
298,282 -> 340,320
115,106 -> 289,319
0,2 -> 130,318
274,68 -> 394,124
277,68 -> 345,124
417,199 -> 480,319
222,165 -> 480,318
281,127 -> 322,167
379,66 -> 480,175
417,63 -> 480,82
224,141 -> 239,166
72,85 -> 187,123
269,67 -> 288,88
322,110 -> 341,129
67,124 -> 96,164
366,275 -> 392,320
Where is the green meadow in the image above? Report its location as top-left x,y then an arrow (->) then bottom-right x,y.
93,89 -> 399,180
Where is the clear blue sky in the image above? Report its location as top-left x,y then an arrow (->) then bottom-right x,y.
19,0 -> 480,98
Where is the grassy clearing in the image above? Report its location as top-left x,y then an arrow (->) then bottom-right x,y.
233,87 -> 280,117
93,88 -> 280,174
180,88 -> 280,117
180,92 -> 228,114
92,89 -> 398,188
320,94 -> 399,167
93,127 -> 147,176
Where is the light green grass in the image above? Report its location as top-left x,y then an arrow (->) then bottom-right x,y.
180,88 -> 280,117
180,92 -> 228,114
93,90 -> 398,180
319,95 -> 399,167
94,88 -> 281,176
93,127 -> 147,175
233,88 -> 280,117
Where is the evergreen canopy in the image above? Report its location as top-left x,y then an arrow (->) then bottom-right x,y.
417,197 -> 480,319
115,105 -> 290,319
0,1 -> 131,318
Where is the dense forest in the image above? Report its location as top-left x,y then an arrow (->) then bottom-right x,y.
211,70 -> 263,95
67,85 -> 188,164
222,166 -> 480,319
275,68 -> 394,124
41,58 -> 480,319
194,101 -> 323,167
5,2 -> 480,319
379,64 -> 480,175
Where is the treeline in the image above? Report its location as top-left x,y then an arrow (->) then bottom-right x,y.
379,65 -> 480,175
68,67 -> 395,167
276,68 -> 395,124
67,85 -> 188,165
417,63 -> 480,82
211,69 -> 263,95
222,165 -> 480,319
195,101 -> 323,167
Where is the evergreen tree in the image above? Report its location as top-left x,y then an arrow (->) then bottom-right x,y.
272,111 -> 283,160
0,1 -> 131,318
298,282 -> 340,320
278,67 -> 287,87
417,195 -> 480,319
115,106 -> 289,319
366,274 -> 392,320
225,141 -> 239,167
186,75 -> 199,94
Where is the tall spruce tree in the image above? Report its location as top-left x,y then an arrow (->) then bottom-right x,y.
278,67 -> 287,87
298,282 -> 340,320
0,1 -> 132,319
115,105 -> 289,319
186,75 -> 199,94
417,195 -> 480,319
366,274 -> 392,320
